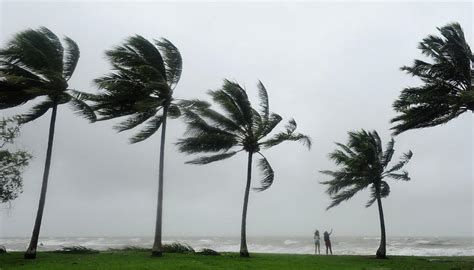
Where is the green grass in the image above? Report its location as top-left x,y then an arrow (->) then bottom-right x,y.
0,251 -> 473,270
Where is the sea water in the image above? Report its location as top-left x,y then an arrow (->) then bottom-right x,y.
1,236 -> 472,256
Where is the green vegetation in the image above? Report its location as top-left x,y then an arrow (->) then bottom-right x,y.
391,23 -> 473,135
0,117 -> 31,204
177,80 -> 311,257
1,251 -> 473,270
197,248 -> 221,256
52,246 -> 99,254
0,27 -> 95,259
87,35 -> 183,257
320,130 -> 412,259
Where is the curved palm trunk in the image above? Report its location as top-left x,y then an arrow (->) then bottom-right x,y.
24,102 -> 58,259
375,185 -> 387,259
240,151 -> 253,257
152,105 -> 168,257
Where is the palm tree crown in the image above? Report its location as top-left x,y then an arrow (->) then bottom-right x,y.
177,80 -> 311,190
177,79 -> 311,257
320,129 -> 412,259
0,27 -> 95,259
391,22 -> 473,135
0,27 -> 95,122
88,35 -> 182,142
86,35 -> 183,257
321,130 -> 412,209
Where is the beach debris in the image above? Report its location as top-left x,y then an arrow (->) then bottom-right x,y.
198,248 -> 220,256
54,246 -> 99,254
162,242 -> 195,253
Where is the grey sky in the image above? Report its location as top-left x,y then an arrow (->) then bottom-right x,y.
0,1 -> 472,238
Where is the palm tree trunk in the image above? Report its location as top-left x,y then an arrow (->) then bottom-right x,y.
24,102 -> 58,259
152,105 -> 168,257
375,185 -> 387,259
240,151 -> 253,258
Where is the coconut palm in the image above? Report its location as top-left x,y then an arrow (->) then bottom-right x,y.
320,130 -> 413,259
391,22 -> 473,135
177,80 -> 311,257
87,35 -> 182,257
0,27 -> 96,259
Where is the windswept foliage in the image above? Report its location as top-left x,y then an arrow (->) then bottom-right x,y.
391,23 -> 473,135
0,27 -> 95,259
0,27 -> 95,122
87,35 -> 183,257
53,246 -> 99,254
0,117 -> 32,204
178,80 -> 311,257
320,130 -> 413,258
90,35 -> 182,143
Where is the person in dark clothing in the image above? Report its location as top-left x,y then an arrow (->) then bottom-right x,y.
323,229 -> 333,255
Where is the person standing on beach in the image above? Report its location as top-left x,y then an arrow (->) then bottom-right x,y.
323,229 -> 333,255
313,230 -> 321,254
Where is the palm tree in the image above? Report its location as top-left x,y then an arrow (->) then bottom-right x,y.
391,22 -> 473,135
0,27 -> 96,259
320,130 -> 413,259
87,35 -> 182,257
177,80 -> 311,257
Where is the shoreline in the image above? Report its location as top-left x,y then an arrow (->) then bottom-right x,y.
1,251 -> 474,270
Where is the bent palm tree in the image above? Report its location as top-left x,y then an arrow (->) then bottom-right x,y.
87,35 -> 182,257
391,22 -> 473,135
0,27 -> 95,259
320,130 -> 413,259
177,80 -> 311,257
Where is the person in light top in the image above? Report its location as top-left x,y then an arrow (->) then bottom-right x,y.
313,230 -> 321,254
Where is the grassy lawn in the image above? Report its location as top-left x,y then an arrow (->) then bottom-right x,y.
1,251 -> 474,270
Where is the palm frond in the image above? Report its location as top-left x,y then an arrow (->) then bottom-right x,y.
155,38 -> 182,89
326,186 -> 364,210
381,138 -> 395,167
167,104 -> 181,119
365,181 -> 391,208
68,93 -> 96,122
253,153 -> 274,192
107,35 -> 166,79
385,150 -> 413,173
256,81 -> 269,122
20,98 -> 54,123
221,80 -> 253,127
208,88 -> 246,127
176,134 -> 238,154
386,171 -> 410,181
257,113 -> 282,138
177,99 -> 211,111
113,110 -> 156,132
391,22 -> 472,134
260,119 -> 311,149
185,151 -> 239,165
129,115 -> 162,143
88,35 -> 182,138
62,37 -> 79,81
321,129 -> 412,210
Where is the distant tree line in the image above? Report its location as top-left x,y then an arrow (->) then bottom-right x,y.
0,22 -> 471,260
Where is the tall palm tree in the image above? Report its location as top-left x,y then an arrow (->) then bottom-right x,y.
87,35 -> 182,257
391,22 -> 473,135
320,130 -> 412,259
177,80 -> 311,257
0,27 -> 96,259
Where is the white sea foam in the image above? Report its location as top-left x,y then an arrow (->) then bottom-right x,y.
0,236 -> 472,256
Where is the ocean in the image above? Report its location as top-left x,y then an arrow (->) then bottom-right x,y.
1,236 -> 472,256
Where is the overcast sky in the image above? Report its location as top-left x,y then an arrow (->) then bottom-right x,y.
0,1 -> 472,238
